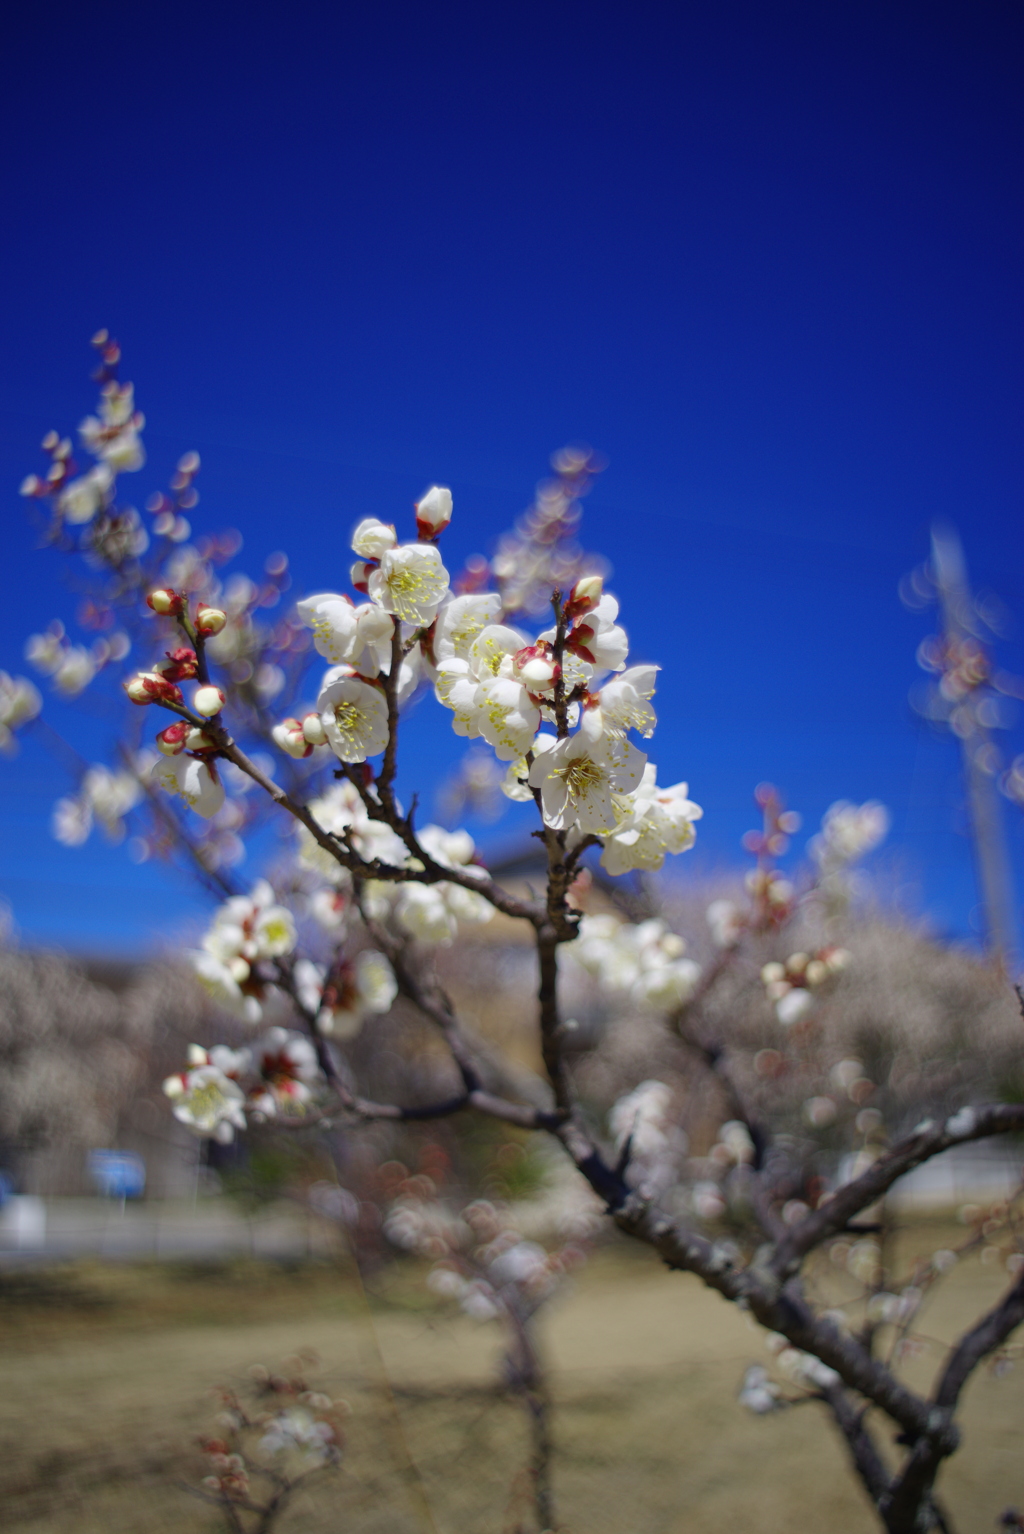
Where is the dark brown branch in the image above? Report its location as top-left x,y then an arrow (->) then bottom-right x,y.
610,1193 -> 953,1445
771,1105 -> 1024,1281
936,1264 -> 1024,1410
821,1384 -> 891,1506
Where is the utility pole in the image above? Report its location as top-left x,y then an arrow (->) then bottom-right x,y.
930,524 -> 1018,970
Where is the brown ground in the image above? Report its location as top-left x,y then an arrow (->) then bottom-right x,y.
1,1222 -> 1021,1533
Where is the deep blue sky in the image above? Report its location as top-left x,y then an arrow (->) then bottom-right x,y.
1,0 -> 1022,954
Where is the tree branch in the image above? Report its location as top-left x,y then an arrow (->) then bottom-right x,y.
771,1105 -> 1024,1280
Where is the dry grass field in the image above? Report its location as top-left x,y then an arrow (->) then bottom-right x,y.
1,1220 -> 1022,1533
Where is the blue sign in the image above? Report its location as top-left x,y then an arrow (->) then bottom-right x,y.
88,1150 -> 146,1200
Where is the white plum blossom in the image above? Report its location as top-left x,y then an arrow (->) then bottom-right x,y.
192,881 -> 297,1022
582,664 -> 659,741
51,764 -> 143,846
350,517 -> 397,559
810,800 -> 890,869
600,767 -> 703,875
609,1080 -> 674,1159
501,732 -> 556,801
435,624 -> 541,759
433,593 -> 504,662
530,734 -> 646,834
393,824 -> 494,942
249,1026 -> 320,1115
312,950 -> 398,1039
308,887 -> 349,929
78,381 -> 146,472
0,672 -> 42,754
295,780 -> 406,877
163,1061 -> 247,1142
394,883 -> 458,944
739,1365 -> 783,1414
476,674 -> 544,760
296,593 -> 394,671
258,1408 -> 337,1464
368,542 -> 450,625
26,629 -> 100,697
706,898 -> 744,949
775,1349 -> 840,1391
194,950 -> 262,1023
317,673 -> 390,762
569,914 -> 700,1011
58,463 -> 114,524
207,881 -> 297,962
154,753 -> 225,819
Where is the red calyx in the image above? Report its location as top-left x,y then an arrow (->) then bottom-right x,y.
565,623 -> 597,665
156,647 -> 198,682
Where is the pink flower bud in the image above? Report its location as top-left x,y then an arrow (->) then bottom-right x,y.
146,588 -> 185,617
301,712 -> 327,745
565,575 -> 603,620
193,685 -> 226,717
272,718 -> 314,758
155,647 -> 198,682
415,485 -> 453,539
195,604 -> 227,636
125,671 -> 183,705
513,643 -> 560,693
156,721 -> 190,755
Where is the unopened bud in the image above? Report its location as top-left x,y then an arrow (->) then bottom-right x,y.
146,588 -> 184,617
513,644 -> 560,692
186,1043 -> 209,1067
350,560 -> 374,593
272,718 -> 314,758
155,647 -> 198,681
19,474 -> 43,497
565,574 -> 603,619
414,485 -> 453,539
185,726 -> 217,752
301,712 -> 327,745
156,721 -> 190,755
195,604 -> 227,636
193,685 -> 226,717
125,671 -> 183,705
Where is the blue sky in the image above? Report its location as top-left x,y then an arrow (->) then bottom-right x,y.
1,0 -> 1022,953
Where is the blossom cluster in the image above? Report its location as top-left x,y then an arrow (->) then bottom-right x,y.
0,671 -> 41,754
191,877 -> 397,1038
386,1191 -> 588,1325
278,500 -> 702,877
569,915 -> 701,1011
295,781 -> 493,945
608,1079 -> 679,1159
163,1029 -> 322,1141
809,800 -> 890,872
197,1356 -> 346,1513
760,946 -> 850,1026
193,880 -> 298,1022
